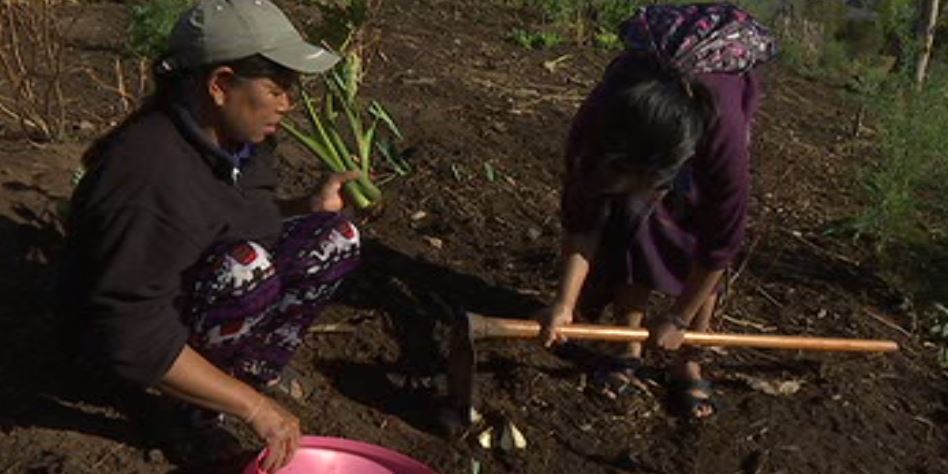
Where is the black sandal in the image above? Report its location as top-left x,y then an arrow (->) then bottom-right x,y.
264,366 -> 311,402
667,379 -> 720,420
590,356 -> 648,400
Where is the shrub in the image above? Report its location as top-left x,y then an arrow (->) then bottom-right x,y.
129,0 -> 191,58
506,0 -> 648,49
509,28 -> 564,49
853,69 -> 948,253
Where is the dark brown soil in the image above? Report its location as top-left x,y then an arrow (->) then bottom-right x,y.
0,1 -> 946,473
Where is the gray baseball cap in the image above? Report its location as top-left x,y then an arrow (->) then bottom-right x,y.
167,0 -> 339,74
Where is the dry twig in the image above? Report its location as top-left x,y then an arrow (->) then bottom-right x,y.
722,314 -> 778,332
0,0 -> 72,140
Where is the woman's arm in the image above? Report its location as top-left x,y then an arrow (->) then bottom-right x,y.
157,345 -> 301,473
276,171 -> 363,217
667,262 -> 724,327
647,262 -> 723,351
539,230 -> 601,346
555,230 -> 601,309
156,345 -> 262,420
645,74 -> 756,351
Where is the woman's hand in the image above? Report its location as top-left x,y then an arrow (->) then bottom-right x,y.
538,303 -> 575,347
647,316 -> 687,351
310,170 -> 363,213
246,394 -> 302,473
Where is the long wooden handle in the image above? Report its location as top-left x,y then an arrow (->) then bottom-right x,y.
469,314 -> 899,353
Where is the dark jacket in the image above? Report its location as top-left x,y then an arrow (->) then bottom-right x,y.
56,106 -> 283,387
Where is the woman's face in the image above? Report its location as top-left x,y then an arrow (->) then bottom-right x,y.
209,69 -> 296,144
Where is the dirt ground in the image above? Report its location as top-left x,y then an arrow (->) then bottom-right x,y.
1,1 -> 947,473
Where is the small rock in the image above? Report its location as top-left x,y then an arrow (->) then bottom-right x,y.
477,427 -> 493,449
76,120 -> 95,132
526,227 -> 542,241
423,236 -> 443,250
470,407 -> 483,424
411,210 -> 427,221
498,420 -> 527,450
738,374 -> 803,396
146,448 -> 165,464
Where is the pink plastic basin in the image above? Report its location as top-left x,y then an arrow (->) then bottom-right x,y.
243,436 -> 439,474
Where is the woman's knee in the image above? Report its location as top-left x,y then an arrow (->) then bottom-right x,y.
290,212 -> 361,253
197,240 -> 275,292
312,214 -> 361,261
329,215 -> 361,251
276,213 -> 361,280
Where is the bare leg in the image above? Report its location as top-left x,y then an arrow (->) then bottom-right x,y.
613,283 -> 651,358
670,291 -> 718,418
591,284 -> 651,399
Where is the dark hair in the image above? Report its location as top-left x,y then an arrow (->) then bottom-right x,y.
596,59 -> 715,189
81,55 -> 296,168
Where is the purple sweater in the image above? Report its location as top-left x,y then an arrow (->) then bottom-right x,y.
562,53 -> 761,295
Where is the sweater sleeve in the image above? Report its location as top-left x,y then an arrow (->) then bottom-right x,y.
691,74 -> 755,270
77,201 -> 202,387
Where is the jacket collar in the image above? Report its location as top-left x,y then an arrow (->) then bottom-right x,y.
168,103 -> 257,184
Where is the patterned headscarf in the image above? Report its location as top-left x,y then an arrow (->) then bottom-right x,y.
621,3 -> 778,75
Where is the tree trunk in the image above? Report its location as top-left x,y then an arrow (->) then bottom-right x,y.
915,0 -> 941,88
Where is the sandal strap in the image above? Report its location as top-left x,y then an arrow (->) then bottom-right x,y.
591,358 -> 647,399
668,379 -> 719,418
265,367 -> 309,400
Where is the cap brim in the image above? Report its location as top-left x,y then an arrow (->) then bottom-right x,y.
261,41 -> 340,74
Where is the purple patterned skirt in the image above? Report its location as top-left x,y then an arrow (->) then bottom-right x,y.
177,212 -> 360,386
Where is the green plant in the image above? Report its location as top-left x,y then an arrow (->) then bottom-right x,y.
283,0 -> 406,209
281,52 -> 404,209
853,69 -> 948,250
129,0 -> 191,58
505,0 -> 648,49
590,0 -> 640,37
732,0 -> 784,20
819,40 -> 849,71
593,30 -> 621,50
773,34 -> 808,70
509,28 -> 563,49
